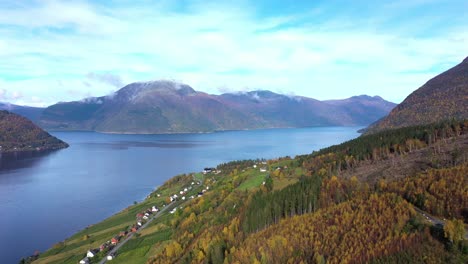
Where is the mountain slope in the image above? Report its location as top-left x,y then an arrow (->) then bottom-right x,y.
39,81 -> 395,133
366,57 -> 468,133
0,103 -> 44,123
0,110 -> 68,152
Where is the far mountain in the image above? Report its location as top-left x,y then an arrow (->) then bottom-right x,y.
0,110 -> 68,152
366,56 -> 468,133
39,81 -> 396,133
0,103 -> 44,123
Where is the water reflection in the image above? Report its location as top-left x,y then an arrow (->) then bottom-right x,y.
0,150 -> 60,172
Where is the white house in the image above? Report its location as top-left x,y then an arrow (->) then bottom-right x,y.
143,215 -> 149,220
180,191 -> 184,195
80,257 -> 90,264
107,255 -> 114,261
86,250 -> 97,258
151,206 -> 158,212
137,221 -> 142,226
184,188 -> 188,192
182,196 -> 186,200
260,168 -> 267,172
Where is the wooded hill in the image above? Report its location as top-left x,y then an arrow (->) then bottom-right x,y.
34,120 -> 467,264
0,110 -> 68,153
366,57 -> 468,134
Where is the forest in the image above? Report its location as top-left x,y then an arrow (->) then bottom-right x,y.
0,110 -> 68,152
146,120 -> 467,264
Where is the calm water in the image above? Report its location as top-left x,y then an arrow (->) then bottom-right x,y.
0,127 -> 361,263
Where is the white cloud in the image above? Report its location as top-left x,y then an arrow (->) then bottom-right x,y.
0,0 -> 467,106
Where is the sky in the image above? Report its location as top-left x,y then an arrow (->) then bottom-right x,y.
0,0 -> 467,107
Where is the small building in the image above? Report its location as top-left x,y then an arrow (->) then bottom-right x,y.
119,231 -> 127,237
131,226 -> 138,232
260,168 -> 267,172
182,196 -> 186,200
203,167 -> 216,174
87,249 -> 98,258
151,206 -> 159,212
99,244 -> 107,251
184,188 -> 188,192
111,236 -> 119,245
137,221 -> 143,226
107,254 -> 115,261
79,257 -> 90,264
143,215 -> 149,220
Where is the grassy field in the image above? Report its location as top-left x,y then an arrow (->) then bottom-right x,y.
238,170 -> 267,190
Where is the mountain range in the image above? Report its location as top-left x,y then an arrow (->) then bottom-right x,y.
366,56 -> 468,133
37,82 -> 395,133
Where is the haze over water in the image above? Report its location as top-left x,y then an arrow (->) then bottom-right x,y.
0,127 -> 361,263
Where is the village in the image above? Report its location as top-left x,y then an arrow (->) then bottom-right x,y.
77,170 -> 215,264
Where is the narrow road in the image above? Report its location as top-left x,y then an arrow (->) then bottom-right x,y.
412,206 -> 468,240
97,204 -> 173,264
98,177 -> 204,263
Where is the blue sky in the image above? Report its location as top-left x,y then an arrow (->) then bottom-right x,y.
0,0 -> 467,106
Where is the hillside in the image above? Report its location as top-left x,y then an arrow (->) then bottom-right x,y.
366,57 -> 468,133
39,81 -> 396,133
33,120 -> 467,264
0,110 -> 68,152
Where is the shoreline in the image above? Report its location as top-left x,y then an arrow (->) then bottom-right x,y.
46,125 -> 365,136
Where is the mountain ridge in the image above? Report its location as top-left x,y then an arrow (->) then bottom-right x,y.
366,56 -> 468,133
39,82 -> 396,133
0,102 -> 44,123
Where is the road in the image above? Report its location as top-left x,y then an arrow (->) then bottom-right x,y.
97,203 -> 173,264
412,206 -> 468,240
96,177 -> 206,263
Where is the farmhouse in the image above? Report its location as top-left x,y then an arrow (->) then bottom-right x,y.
111,236 -> 119,245
86,249 -> 98,258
